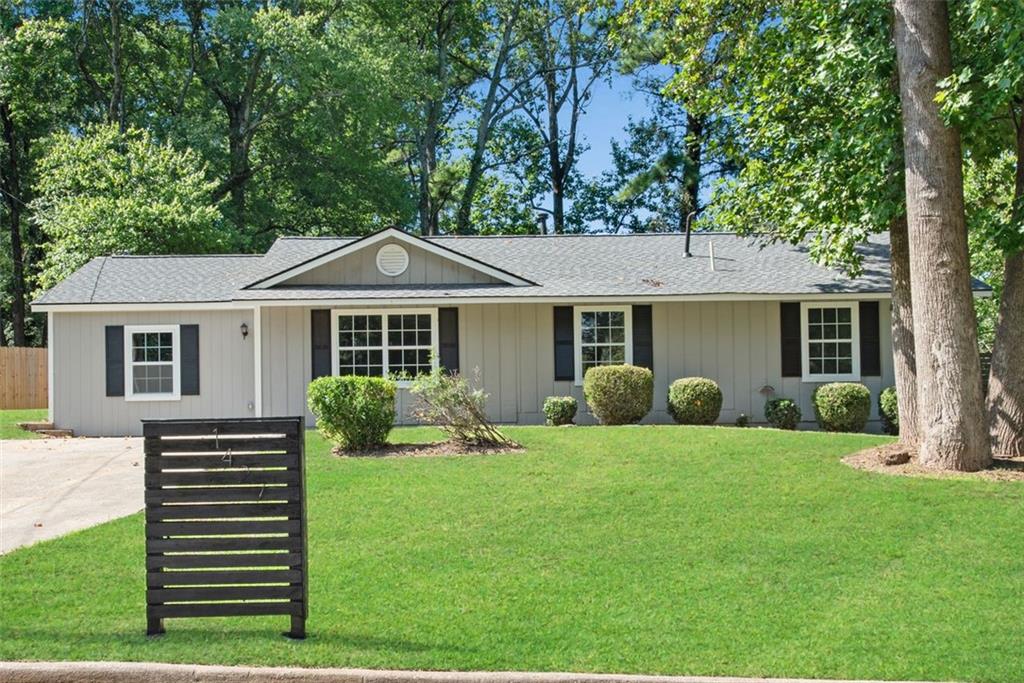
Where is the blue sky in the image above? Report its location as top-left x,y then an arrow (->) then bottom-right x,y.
574,72 -> 651,179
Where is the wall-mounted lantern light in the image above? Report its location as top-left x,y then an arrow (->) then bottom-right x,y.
240,322 -> 249,340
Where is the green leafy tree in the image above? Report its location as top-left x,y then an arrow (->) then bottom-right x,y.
1,9 -> 77,345
31,124 -> 227,289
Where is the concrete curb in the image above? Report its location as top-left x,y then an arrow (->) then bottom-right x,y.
0,662 -> 949,683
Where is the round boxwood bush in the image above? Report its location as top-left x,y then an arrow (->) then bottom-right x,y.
543,396 -> 578,426
812,382 -> 872,432
764,398 -> 801,430
307,375 -> 396,450
667,377 -> 723,425
879,386 -> 899,435
582,364 -> 653,425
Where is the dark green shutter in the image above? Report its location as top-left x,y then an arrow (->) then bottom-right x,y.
780,302 -> 802,378
105,325 -> 125,396
859,301 -> 881,376
438,307 -> 459,373
553,306 -> 574,381
310,310 -> 331,380
180,324 -> 200,395
632,305 -> 653,372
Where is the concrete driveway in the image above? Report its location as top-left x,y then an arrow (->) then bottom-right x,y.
0,436 -> 143,554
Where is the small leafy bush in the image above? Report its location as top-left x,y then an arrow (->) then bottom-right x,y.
765,398 -> 801,430
307,375 -> 396,450
667,377 -> 723,425
543,396 -> 577,426
582,364 -> 653,425
410,368 -> 514,446
812,382 -> 872,432
879,386 -> 899,435
735,413 -> 749,428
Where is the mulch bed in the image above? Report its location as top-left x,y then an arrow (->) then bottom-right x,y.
335,440 -> 523,458
844,443 -> 1024,481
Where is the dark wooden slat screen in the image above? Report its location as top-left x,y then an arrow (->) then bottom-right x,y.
142,416 -> 308,639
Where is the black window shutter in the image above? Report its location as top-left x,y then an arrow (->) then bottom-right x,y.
553,306 -> 574,381
438,307 -> 460,373
105,325 -> 125,396
180,324 -> 200,395
632,304 -> 653,372
310,309 -> 331,380
859,301 -> 881,376
780,302 -> 802,378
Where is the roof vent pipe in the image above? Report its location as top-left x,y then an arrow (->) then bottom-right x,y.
684,210 -> 696,257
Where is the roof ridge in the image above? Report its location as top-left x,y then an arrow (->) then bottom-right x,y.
107,254 -> 262,259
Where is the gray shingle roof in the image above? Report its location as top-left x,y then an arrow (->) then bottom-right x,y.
36,230 -> 962,307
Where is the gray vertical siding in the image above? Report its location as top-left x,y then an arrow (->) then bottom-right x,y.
283,238 -> 500,286
255,299 -> 894,430
51,309 -> 255,436
51,299 -> 894,436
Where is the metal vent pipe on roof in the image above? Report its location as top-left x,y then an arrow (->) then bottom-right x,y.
684,211 -> 696,257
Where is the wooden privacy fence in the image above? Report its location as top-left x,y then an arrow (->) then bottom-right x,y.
0,347 -> 47,410
143,417 -> 308,639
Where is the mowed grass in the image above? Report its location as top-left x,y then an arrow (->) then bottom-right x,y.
0,408 -> 47,440
1,426 -> 1022,682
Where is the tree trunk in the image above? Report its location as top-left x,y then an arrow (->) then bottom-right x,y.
107,0 -> 126,132
455,16 -> 516,236
543,66 -> 564,234
682,113 -> 704,218
417,99 -> 440,236
892,0 -> 991,470
1,103 -> 27,346
888,213 -> 919,445
226,105 -> 250,237
986,121 -> 1024,456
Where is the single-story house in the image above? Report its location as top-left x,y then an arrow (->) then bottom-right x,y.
33,227 -> 967,436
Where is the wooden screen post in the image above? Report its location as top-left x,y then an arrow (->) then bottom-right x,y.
142,417 -> 308,638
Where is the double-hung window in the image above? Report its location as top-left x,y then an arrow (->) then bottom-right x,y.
332,309 -> 438,383
124,325 -> 181,401
800,302 -> 860,382
573,306 -> 633,384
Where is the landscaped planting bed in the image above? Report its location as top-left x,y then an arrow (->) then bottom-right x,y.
1,425 -> 1021,683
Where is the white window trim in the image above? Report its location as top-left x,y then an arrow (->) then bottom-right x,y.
573,305 -> 633,386
330,308 -> 439,387
124,324 -> 181,402
800,301 -> 860,383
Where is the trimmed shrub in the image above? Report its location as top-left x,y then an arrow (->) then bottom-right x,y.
667,377 -> 723,425
583,364 -> 653,425
543,396 -> 578,426
879,386 -> 899,435
812,382 -> 872,432
735,413 -> 749,428
765,398 -> 801,430
307,375 -> 396,450
410,368 -> 514,446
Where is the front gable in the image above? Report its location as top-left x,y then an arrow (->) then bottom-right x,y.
247,227 -> 534,289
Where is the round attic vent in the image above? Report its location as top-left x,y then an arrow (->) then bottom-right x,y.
376,243 -> 409,277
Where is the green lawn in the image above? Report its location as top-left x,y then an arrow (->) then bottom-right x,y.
1,426 -> 1022,682
0,408 -> 47,440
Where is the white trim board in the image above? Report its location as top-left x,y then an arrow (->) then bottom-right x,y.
246,227 -> 535,289
30,289 -> 993,313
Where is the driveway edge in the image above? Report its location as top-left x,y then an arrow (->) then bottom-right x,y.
0,662 -> 948,683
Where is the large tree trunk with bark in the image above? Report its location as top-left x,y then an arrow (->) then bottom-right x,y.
986,122 -> 1024,455
892,0 -> 990,470
1,103 -> 27,346
888,213 -> 919,446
